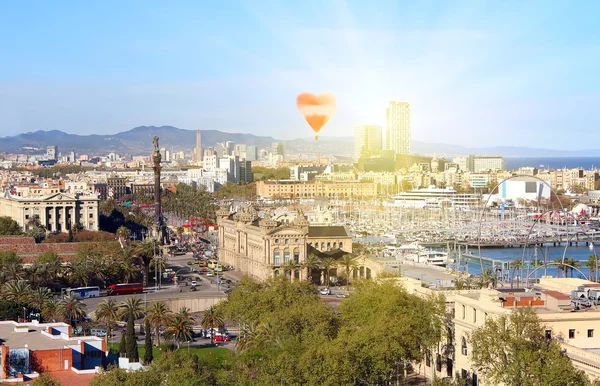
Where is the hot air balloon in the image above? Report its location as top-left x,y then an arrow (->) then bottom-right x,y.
296,92 -> 336,140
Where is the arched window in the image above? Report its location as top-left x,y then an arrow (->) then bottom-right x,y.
339,242 -> 343,250
327,242 -> 331,251
360,266 -> 365,278
321,242 -> 325,250
333,242 -> 337,249
366,267 -> 372,279
274,270 -> 280,277
461,337 -> 467,356
294,269 -> 300,280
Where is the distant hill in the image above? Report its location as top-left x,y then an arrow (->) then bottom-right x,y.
0,126 -> 277,155
1,127 -> 599,157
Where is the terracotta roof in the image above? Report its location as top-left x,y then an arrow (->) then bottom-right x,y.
541,290 -> 571,300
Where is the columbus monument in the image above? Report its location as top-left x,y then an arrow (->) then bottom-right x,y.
152,136 -> 165,242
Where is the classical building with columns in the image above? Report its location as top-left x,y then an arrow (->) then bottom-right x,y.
217,205 -> 354,282
0,191 -> 100,232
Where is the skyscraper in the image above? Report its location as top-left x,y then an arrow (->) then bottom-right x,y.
194,130 -> 203,162
354,125 -> 382,160
386,101 -> 411,155
46,146 -> 58,160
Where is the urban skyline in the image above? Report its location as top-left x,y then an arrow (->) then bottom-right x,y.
1,2 -> 599,150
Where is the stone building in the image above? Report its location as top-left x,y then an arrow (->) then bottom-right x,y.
0,191 -> 100,232
217,206 -> 353,282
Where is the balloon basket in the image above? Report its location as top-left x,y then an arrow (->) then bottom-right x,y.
315,135 -> 318,140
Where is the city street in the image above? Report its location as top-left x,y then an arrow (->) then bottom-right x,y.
83,251 -> 231,313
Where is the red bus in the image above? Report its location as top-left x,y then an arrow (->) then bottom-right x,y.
107,283 -> 144,296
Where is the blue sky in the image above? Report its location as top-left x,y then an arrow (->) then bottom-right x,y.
1,0 -> 599,149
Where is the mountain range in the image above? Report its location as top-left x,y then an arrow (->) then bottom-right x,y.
1,126 -> 599,158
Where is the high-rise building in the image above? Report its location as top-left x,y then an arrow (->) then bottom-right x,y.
194,130 -> 203,162
246,145 -> 258,161
272,142 -> 284,158
354,125 -> 382,160
46,146 -> 58,160
239,160 -> 254,183
385,101 -> 411,155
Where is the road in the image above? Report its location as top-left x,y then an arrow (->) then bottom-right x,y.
83,251 -> 231,313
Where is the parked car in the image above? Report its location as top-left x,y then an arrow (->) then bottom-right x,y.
319,288 -> 331,295
206,272 -> 214,277
191,280 -> 197,286
214,334 -> 230,342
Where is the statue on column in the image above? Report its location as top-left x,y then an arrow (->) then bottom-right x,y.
152,136 -> 166,244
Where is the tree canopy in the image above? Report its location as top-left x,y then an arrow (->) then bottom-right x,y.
470,307 -> 588,386
92,277 -> 446,385
0,216 -> 23,235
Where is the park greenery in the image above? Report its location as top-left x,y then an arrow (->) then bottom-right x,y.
251,166 -> 290,180
213,182 -> 256,200
92,277 -> 446,385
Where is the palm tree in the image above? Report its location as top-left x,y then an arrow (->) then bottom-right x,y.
60,293 -> 87,324
2,264 -> 25,283
236,322 -> 258,353
144,301 -> 173,347
338,254 -> 360,294
510,258 -> 522,288
302,254 -> 320,283
236,320 -> 280,353
566,257 -> 581,278
200,305 -> 224,344
282,260 -> 297,281
478,268 -> 495,289
2,280 -> 32,303
41,297 -> 61,322
95,298 -> 121,343
133,240 -> 156,287
29,287 -> 52,312
553,258 -> 564,278
116,226 -> 131,249
120,256 -> 139,284
165,308 -> 194,349
586,254 -> 598,282
118,297 -> 144,321
320,257 -> 337,288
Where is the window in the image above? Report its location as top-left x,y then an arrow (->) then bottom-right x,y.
274,270 -> 280,277
89,213 -> 93,218
339,242 -> 343,249
274,251 -> 280,265
293,249 -> 300,264
275,239 -> 279,244
588,329 -> 594,338
285,238 -> 289,244
569,329 -> 575,339
436,354 -> 442,372
473,309 -> 477,323
284,251 -> 290,263
461,337 -> 468,356
545,330 -> 552,340
462,305 -> 466,319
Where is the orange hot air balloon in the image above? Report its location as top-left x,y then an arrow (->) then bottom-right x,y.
296,92 -> 336,140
